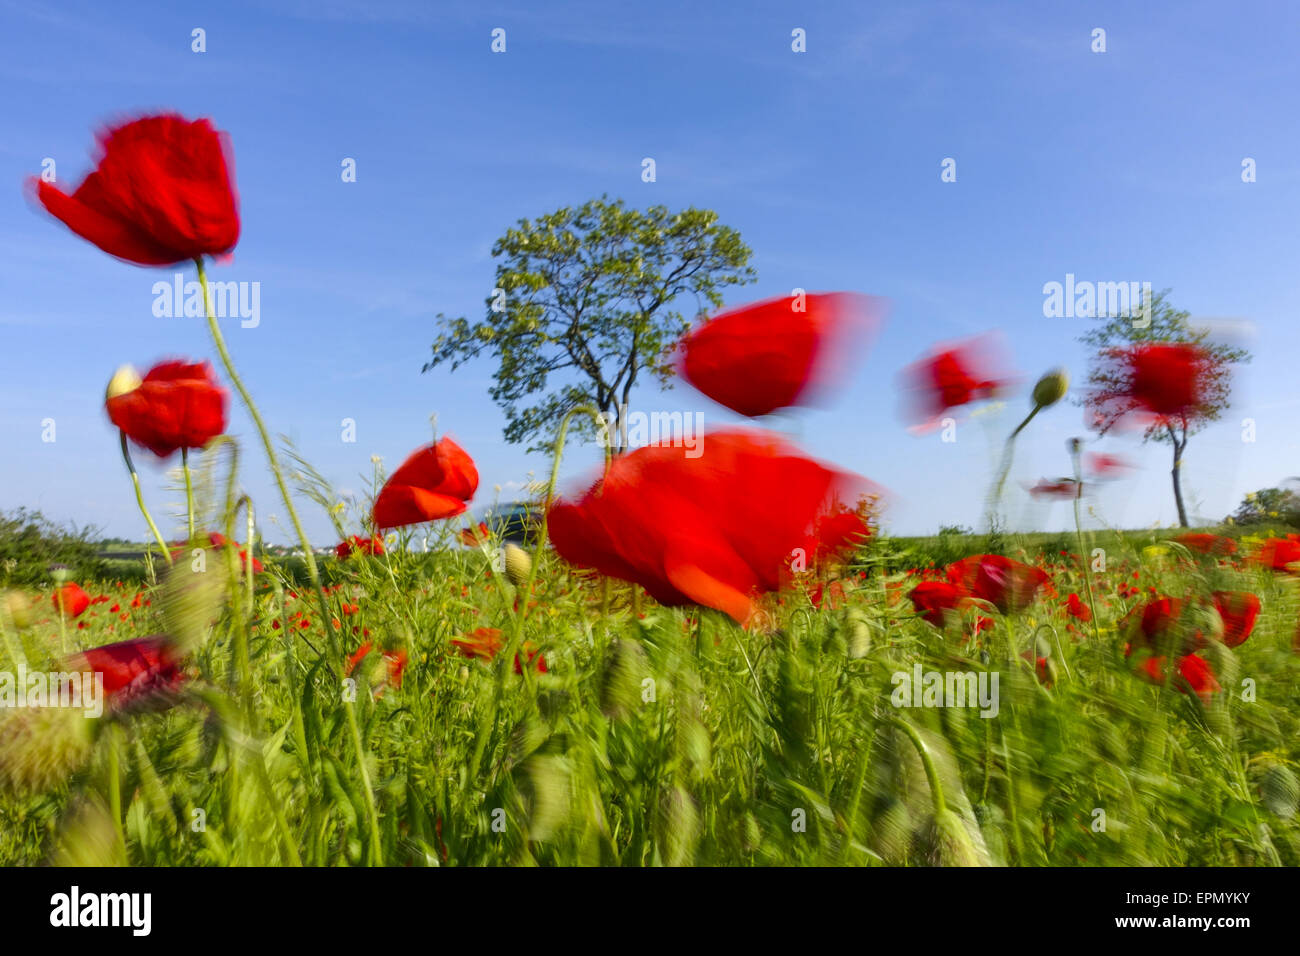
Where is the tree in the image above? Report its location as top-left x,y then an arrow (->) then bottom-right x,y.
1229,487 -> 1300,527
1077,290 -> 1250,527
423,197 -> 755,453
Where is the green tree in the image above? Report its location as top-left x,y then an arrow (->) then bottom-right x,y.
1229,487 -> 1300,527
423,197 -> 755,452
1077,290 -> 1250,527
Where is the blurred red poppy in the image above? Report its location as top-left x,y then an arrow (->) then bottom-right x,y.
900,334 -> 1012,431
346,641 -> 407,688
1176,533 -> 1237,556
1085,452 -> 1131,478
31,114 -> 240,266
458,522 -> 491,547
945,554 -> 1048,615
373,437 -> 478,530
548,429 -> 875,625
451,627 -> 547,674
908,581 -> 968,627
69,635 -> 186,710
1065,592 -> 1091,622
52,583 -> 91,619
1028,478 -> 1081,500
1212,591 -> 1260,648
1137,596 -> 1185,646
1088,343 -> 1213,432
1255,537 -> 1300,572
174,531 -> 262,573
336,535 -> 385,559
678,292 -> 878,417
106,360 -> 227,458
1138,653 -> 1219,700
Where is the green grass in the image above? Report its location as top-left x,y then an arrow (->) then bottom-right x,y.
2,526 -> 1298,866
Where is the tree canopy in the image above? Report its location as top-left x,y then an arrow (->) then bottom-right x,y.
424,196 -> 755,452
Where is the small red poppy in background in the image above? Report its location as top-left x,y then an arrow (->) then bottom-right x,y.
908,581 -> 968,627
1255,537 -> 1300,572
1212,591 -> 1260,648
945,554 -> 1048,615
678,292 -> 879,418
106,361 -> 227,458
1176,533 -> 1237,556
452,627 -> 547,674
1028,478 -> 1081,500
69,635 -> 186,711
373,437 -> 478,530
1085,452 -> 1132,478
31,114 -> 240,266
345,642 -> 407,689
336,535 -> 385,560
1138,653 -> 1220,700
458,522 -> 491,547
900,334 -> 1013,431
205,531 -> 263,574
1087,343 -> 1213,431
52,583 -> 91,619
547,428 -> 876,626
1065,592 -> 1092,622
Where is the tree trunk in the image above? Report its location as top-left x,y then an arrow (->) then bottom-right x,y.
1171,439 -> 1189,527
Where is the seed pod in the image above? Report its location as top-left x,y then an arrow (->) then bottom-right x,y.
503,542 -> 532,590
161,551 -> 229,655
1032,367 -> 1069,408
1261,764 -> 1299,820
0,707 -> 93,799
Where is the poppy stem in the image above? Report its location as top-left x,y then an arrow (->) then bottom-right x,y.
181,446 -> 196,543
987,402 -> 1042,530
1069,441 -> 1101,643
195,258 -> 337,660
119,432 -> 173,567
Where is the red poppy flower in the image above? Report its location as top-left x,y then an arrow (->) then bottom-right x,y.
1028,478 -> 1081,500
908,581 -> 968,627
1138,653 -> 1220,699
1176,533 -> 1237,556
678,292 -> 878,417
336,535 -> 385,559
1212,591 -> 1260,648
373,437 -> 478,530
1085,453 -> 1131,478
106,360 -> 227,458
1089,343 -> 1213,430
900,334 -> 1012,430
345,642 -> 407,688
451,627 -> 546,674
547,428 -> 876,625
51,583 -> 91,619
31,114 -> 239,266
69,635 -> 186,711
458,522 -> 491,547
1065,592 -> 1092,622
1136,596 -> 1185,646
944,554 -> 1048,615
1255,537 -> 1300,572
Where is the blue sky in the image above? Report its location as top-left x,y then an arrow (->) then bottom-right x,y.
2,0 -> 1298,544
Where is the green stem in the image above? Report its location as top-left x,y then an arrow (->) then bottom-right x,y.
119,432 -> 173,566
182,446 -> 196,543
1070,443 -> 1102,643
889,717 -> 947,816
988,403 -> 1042,530
195,258 -> 335,659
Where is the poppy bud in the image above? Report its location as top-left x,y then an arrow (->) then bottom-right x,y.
503,542 -> 532,590
0,708 -> 94,799
599,637 -> 647,719
106,364 -> 143,402
161,552 -> 229,655
924,808 -> 984,867
1261,764 -> 1299,820
3,590 -> 33,629
1032,367 -> 1069,408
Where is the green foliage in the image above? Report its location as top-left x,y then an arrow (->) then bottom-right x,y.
423,196 -> 756,452
0,508 -> 106,586
1230,487 -> 1300,527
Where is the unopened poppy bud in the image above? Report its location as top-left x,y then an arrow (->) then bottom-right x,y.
926,808 -> 984,867
503,542 -> 532,589
1032,367 -> 1069,408
3,590 -> 33,629
106,364 -> 143,402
